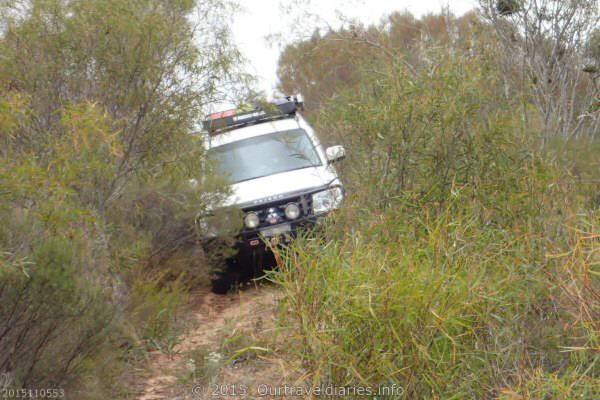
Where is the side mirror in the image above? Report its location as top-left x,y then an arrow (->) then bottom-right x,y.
325,145 -> 346,163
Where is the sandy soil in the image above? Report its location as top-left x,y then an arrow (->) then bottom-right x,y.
134,283 -> 300,400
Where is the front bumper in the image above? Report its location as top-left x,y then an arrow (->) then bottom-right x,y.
202,183 -> 343,256
236,213 -> 323,253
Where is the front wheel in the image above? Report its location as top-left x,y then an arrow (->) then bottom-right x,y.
210,256 -> 248,294
209,249 -> 273,294
210,272 -> 235,294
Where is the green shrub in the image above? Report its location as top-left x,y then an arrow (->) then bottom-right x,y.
126,277 -> 188,350
272,42 -> 599,398
0,234 -> 115,390
275,206 -> 599,396
0,0 -> 244,394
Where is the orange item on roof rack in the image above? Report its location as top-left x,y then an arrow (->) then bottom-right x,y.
207,109 -> 236,120
202,95 -> 304,135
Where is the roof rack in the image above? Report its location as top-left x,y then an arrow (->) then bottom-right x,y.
202,95 -> 304,134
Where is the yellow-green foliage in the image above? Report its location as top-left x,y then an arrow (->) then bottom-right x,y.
273,39 -> 599,398
0,0 -> 242,395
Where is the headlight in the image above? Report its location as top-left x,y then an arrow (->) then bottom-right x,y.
198,207 -> 244,238
244,212 -> 260,229
312,186 -> 344,214
198,219 -> 216,238
284,203 -> 301,219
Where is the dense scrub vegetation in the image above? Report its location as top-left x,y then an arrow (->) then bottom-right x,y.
275,4 -> 599,398
1,0 -> 598,398
0,0 -> 241,396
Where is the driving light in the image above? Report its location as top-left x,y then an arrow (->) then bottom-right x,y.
284,203 -> 301,220
312,186 -> 344,214
244,212 -> 260,229
265,207 -> 280,225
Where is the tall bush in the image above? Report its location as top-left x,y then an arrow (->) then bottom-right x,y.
0,0 -> 243,394
274,19 -> 599,398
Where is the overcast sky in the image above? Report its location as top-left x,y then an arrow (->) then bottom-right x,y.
231,0 -> 478,97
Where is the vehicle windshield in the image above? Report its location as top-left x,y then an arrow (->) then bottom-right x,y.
209,128 -> 322,184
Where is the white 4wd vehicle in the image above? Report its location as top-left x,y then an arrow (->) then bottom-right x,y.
203,96 -> 345,290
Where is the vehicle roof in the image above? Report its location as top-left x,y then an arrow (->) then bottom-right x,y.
204,116 -> 301,149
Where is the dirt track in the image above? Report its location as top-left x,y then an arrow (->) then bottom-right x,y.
135,284 -> 294,399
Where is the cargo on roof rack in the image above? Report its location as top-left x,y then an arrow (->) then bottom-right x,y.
202,95 -> 304,134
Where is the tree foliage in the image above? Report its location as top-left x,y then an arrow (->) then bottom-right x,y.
277,11 -> 482,114
274,9 -> 599,399
479,0 -> 600,138
0,0 -> 242,394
